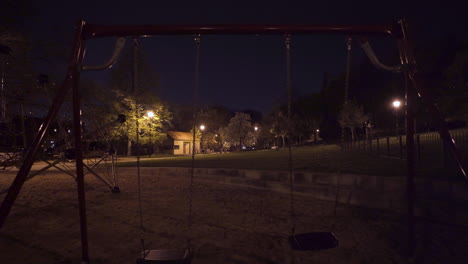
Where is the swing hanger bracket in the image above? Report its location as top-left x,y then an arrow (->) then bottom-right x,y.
82,37 -> 126,71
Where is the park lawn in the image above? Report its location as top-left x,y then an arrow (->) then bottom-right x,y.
116,144 -> 465,179
117,145 -> 409,176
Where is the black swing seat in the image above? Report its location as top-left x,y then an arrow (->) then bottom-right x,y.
136,249 -> 192,264
289,232 -> 338,251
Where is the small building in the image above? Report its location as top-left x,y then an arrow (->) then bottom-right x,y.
167,131 -> 199,155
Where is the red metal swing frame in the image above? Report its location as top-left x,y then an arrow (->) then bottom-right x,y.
0,20 -> 465,263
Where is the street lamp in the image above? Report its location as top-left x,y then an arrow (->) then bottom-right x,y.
392,100 -> 401,136
254,126 -> 258,131
199,125 -> 206,153
147,111 -> 154,157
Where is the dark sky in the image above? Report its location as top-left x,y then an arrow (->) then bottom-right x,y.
26,0 -> 466,113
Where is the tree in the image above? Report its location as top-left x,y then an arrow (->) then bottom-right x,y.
338,101 -> 367,141
439,37 -> 468,122
217,126 -> 231,150
110,91 -> 171,156
198,106 -> 230,150
81,78 -> 171,156
225,112 -> 255,150
269,111 -> 289,148
0,0 -> 35,34
292,93 -> 321,144
110,44 -> 159,96
1,27 -> 38,150
103,43 -> 167,155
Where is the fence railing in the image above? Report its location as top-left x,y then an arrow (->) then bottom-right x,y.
343,129 -> 468,168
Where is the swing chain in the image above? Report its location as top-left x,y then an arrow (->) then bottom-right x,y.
346,37 -> 352,51
344,36 -> 352,103
342,37 -> 353,148
133,37 -> 144,232
187,33 -> 201,249
194,34 -> 200,45
285,34 -> 295,237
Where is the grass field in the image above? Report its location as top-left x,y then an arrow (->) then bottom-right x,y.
117,143 -> 465,180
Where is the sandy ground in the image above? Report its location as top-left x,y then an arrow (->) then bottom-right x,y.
1,166 -> 467,264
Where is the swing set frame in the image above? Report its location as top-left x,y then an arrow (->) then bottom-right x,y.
0,19 -> 466,263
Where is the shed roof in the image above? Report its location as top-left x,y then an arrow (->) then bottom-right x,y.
167,131 -> 193,141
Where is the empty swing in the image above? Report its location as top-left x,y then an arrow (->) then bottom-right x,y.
284,34 -> 339,252
134,35 -> 201,264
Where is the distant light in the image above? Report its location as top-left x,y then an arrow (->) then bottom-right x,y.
316,129 -> 320,132
200,125 -> 205,131
215,134 -> 218,137
147,111 -> 154,118
50,141 -> 54,143
254,126 -> 258,131
53,129 -> 57,132
393,100 -> 401,108
67,129 -> 71,133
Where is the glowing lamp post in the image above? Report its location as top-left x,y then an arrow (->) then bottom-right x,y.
392,100 -> 401,136
147,111 -> 154,157
199,125 -> 205,153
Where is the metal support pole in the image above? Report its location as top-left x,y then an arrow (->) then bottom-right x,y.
82,164 -> 114,190
149,122 -> 152,158
398,19 -> 467,182
398,19 -> 416,262
71,20 -> 90,264
0,159 -> 62,195
0,21 -> 86,230
1,55 -> 6,121
395,108 -> 399,137
83,24 -> 396,39
405,73 -> 416,261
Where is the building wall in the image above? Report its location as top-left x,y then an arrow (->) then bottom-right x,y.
173,140 -> 187,155
172,140 -> 200,155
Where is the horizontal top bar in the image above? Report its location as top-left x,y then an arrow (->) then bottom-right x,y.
83,23 -> 400,39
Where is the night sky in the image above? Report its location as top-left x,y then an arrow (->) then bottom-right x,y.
25,0 -> 467,113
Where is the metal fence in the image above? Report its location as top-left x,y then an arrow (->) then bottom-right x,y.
343,129 -> 468,168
